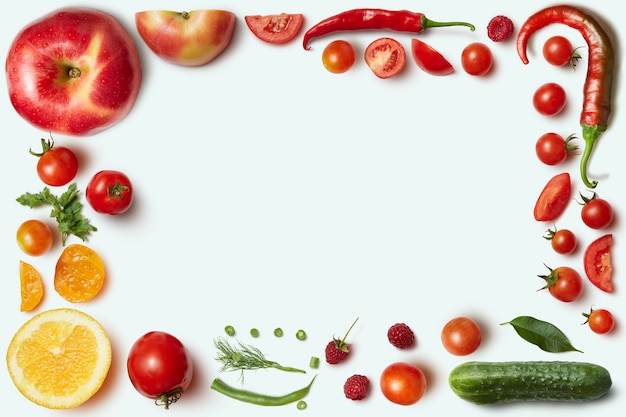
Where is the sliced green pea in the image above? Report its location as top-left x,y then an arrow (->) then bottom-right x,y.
274,327 -> 284,337
295,329 -> 307,341
297,400 -> 307,410
309,356 -> 320,369
224,325 -> 236,336
250,328 -> 260,338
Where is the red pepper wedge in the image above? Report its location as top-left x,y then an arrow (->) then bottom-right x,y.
303,9 -> 474,50
517,5 -> 615,189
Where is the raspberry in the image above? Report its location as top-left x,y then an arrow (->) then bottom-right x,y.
325,318 -> 359,365
487,15 -> 514,42
343,374 -> 370,400
387,323 -> 415,349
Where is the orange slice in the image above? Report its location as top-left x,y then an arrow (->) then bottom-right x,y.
19,260 -> 44,312
54,244 -> 105,303
6,308 -> 112,409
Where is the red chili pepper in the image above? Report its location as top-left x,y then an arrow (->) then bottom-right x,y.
303,9 -> 474,50
517,5 -> 614,189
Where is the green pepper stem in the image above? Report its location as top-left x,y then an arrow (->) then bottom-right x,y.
422,17 -> 475,31
580,123 -> 606,189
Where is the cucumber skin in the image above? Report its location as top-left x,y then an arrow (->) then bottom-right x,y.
449,361 -> 611,405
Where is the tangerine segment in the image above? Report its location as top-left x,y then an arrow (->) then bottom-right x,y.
19,260 -> 44,312
54,244 -> 105,303
6,308 -> 112,409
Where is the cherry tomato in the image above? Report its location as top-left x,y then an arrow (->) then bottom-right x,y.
543,35 -> 578,67
364,37 -> 406,79
583,308 -> 615,334
30,137 -> 79,187
244,13 -> 303,44
533,82 -> 566,116
538,265 -> 583,302
441,317 -> 481,356
580,193 -> 613,229
583,234 -> 613,293
322,40 -> 356,74
535,132 -> 577,165
533,172 -> 571,222
545,227 -> 577,255
127,331 -> 193,409
411,38 -> 454,75
86,170 -> 134,215
379,362 -> 427,405
16,219 -> 53,256
461,42 -> 493,76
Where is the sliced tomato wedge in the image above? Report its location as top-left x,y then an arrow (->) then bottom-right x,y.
584,234 -> 613,293
244,13 -> 304,44
533,172 -> 571,221
365,37 -> 406,79
411,39 -> 454,75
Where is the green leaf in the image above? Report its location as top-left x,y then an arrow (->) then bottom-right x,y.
501,316 -> 583,353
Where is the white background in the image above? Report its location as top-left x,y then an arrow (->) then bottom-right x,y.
1,0 -> 623,415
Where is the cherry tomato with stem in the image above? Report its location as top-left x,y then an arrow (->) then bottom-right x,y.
579,191 -> 613,229
543,35 -> 581,67
30,136 -> 79,187
322,40 -> 356,74
538,264 -> 583,302
244,13 -> 304,44
86,170 -> 134,215
535,132 -> 578,165
364,37 -> 406,79
16,219 -> 53,256
533,82 -> 567,116
461,42 -> 492,76
379,362 -> 427,405
441,317 -> 482,356
582,308 -> 615,334
127,331 -> 193,409
544,226 -> 577,255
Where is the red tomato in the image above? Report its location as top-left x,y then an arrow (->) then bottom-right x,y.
379,362 -> 427,405
364,37 -> 406,79
441,317 -> 482,356
538,265 -> 583,302
543,35 -> 578,67
533,172 -> 571,222
30,137 -> 79,186
16,219 -> 53,256
86,170 -> 134,215
583,308 -> 615,334
127,331 -> 193,409
461,42 -> 492,76
545,227 -> 577,255
533,82 -> 566,116
535,132 -> 577,165
244,13 -> 303,44
322,40 -> 356,74
580,194 -> 613,229
583,234 -> 613,292
410,38 -> 454,75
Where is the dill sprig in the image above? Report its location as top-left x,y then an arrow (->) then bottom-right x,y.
214,337 -> 305,382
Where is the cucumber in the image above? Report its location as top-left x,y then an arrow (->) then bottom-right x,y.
449,361 -> 611,405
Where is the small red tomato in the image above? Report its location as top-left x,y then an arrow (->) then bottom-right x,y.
410,38 -> 454,75
16,219 -> 53,256
244,13 -> 304,44
379,362 -> 427,405
441,317 -> 482,356
543,35 -> 580,67
364,37 -> 406,79
533,82 -> 567,116
322,40 -> 356,74
461,42 -> 493,76
580,192 -> 613,229
86,170 -> 134,215
30,137 -> 79,186
583,308 -> 615,334
533,172 -> 571,222
545,227 -> 577,255
538,264 -> 583,302
535,132 -> 577,165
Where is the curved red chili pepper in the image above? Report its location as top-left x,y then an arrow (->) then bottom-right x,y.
303,9 -> 474,50
517,5 -> 614,188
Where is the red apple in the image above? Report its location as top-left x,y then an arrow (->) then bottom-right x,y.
135,10 -> 236,66
5,7 -> 142,136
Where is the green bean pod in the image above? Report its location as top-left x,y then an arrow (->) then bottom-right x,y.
210,375 -> 317,406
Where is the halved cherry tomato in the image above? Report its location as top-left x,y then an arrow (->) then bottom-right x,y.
533,172 -> 571,221
364,37 -> 406,79
410,38 -> 454,75
583,234 -> 613,293
244,13 -> 304,44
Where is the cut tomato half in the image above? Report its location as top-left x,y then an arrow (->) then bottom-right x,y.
584,234 -> 613,293
364,37 -> 406,79
533,172 -> 571,221
245,13 -> 304,44
411,38 -> 454,75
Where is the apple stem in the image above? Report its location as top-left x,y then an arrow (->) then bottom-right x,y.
68,67 -> 81,78
181,11 -> 190,20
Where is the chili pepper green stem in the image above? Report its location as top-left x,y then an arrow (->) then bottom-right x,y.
580,123 -> 606,189
422,16 -> 474,31
210,375 -> 317,406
